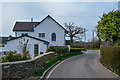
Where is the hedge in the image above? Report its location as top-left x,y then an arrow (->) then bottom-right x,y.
46,46 -> 69,53
100,45 -> 120,75
70,48 -> 86,52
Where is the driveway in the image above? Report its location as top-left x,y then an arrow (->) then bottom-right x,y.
47,50 -> 119,79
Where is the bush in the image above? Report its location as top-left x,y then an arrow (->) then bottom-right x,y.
22,51 -> 31,60
2,50 -> 21,62
100,45 -> 120,75
70,48 -> 86,52
40,52 -> 44,55
46,46 -> 69,53
2,50 -> 31,62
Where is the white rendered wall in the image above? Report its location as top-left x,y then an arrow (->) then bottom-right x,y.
16,32 -> 34,37
4,36 -> 47,58
15,17 -> 66,46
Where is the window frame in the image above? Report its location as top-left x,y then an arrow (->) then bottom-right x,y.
51,33 -> 56,41
39,33 -> 45,38
34,44 -> 39,57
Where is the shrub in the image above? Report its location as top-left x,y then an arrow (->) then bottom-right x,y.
40,52 -> 44,55
2,50 -> 31,62
14,53 -> 22,61
46,46 -> 69,53
2,50 -> 20,62
70,48 -> 86,52
22,51 -> 31,60
70,48 -> 82,52
100,45 -> 120,75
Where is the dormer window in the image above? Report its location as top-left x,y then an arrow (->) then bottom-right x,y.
39,33 -> 45,38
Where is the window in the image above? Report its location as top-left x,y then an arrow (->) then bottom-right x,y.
39,33 -> 45,38
34,44 -> 39,57
51,33 -> 56,41
21,33 -> 28,36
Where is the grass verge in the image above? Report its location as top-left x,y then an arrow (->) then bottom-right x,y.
33,52 -> 83,77
99,58 -> 120,76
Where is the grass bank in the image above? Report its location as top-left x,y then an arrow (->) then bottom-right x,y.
99,58 -> 120,76
87,48 -> 100,50
33,52 -> 83,77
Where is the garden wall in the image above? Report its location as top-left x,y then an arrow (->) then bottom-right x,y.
1,52 -> 56,79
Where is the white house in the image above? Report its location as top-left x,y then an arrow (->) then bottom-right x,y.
1,15 -> 70,58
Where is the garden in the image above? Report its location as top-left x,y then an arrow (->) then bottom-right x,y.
1,50 -> 31,63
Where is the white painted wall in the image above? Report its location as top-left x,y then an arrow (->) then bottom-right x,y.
16,32 -> 34,37
16,17 -> 66,46
4,36 -> 47,58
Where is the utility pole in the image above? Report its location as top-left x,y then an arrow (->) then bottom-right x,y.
84,28 -> 87,49
92,30 -> 94,48
118,1 -> 120,11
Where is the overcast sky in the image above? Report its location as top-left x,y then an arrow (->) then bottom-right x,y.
0,0 -> 119,41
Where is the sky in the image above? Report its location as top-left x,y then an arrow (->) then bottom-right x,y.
0,0 -> 120,42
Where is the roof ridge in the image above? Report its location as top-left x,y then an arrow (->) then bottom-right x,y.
34,15 -> 67,31
16,21 -> 39,23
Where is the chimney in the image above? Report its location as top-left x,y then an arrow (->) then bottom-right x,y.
8,35 -> 12,40
31,18 -> 33,22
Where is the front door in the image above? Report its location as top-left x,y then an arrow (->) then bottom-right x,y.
34,44 -> 39,57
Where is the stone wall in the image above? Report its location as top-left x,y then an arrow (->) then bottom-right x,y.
1,52 -> 56,79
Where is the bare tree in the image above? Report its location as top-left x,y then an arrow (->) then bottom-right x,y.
17,38 -> 31,54
65,22 -> 86,43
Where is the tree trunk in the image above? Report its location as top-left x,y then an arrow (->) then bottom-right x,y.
70,36 -> 73,47
70,36 -> 73,43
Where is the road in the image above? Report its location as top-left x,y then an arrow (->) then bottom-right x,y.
47,50 -> 118,78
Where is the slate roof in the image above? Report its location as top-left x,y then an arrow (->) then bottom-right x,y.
4,34 -> 49,44
13,22 -> 39,31
13,15 -> 67,32
0,37 -> 9,43
0,37 -> 16,44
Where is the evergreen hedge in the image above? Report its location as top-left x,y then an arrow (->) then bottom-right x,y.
46,46 -> 69,53
100,45 -> 120,75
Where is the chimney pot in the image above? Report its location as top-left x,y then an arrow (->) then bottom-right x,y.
31,18 -> 33,22
8,35 -> 12,40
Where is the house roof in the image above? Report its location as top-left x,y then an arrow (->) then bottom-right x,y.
13,22 -> 39,31
13,15 -> 67,32
0,36 -> 16,44
4,34 -> 49,44
0,37 -> 9,43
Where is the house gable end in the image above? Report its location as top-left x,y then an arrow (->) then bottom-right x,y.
34,15 -> 67,32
